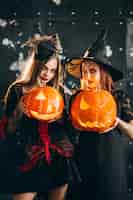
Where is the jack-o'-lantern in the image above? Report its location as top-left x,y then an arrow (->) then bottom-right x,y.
21,86 -> 64,122
70,89 -> 117,133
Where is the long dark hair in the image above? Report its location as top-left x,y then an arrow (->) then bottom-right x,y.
4,35 -> 64,106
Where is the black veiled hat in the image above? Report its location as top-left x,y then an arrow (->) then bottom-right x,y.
22,34 -> 62,63
35,39 -> 57,62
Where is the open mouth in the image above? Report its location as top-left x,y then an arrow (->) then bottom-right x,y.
40,76 -> 48,81
89,68 -> 97,73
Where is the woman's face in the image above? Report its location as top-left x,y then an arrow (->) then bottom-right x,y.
81,60 -> 101,85
37,57 -> 58,86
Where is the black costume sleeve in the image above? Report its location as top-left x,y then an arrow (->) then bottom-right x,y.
4,84 -> 22,117
113,90 -> 133,122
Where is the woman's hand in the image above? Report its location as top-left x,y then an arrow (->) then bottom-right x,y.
99,117 -> 120,134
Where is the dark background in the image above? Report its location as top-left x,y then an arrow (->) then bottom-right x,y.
0,0 -> 133,95
0,0 -> 133,199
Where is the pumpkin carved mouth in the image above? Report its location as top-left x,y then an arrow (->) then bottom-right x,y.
74,118 -> 116,132
30,110 -> 62,121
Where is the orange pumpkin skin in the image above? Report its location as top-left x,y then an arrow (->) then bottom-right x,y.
21,86 -> 64,122
70,90 -> 117,133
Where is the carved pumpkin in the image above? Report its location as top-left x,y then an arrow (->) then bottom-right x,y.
70,89 -> 117,133
21,86 -> 64,122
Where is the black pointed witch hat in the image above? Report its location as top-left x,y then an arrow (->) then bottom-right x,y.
66,28 -> 123,81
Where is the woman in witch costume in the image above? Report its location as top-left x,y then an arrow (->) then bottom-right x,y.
1,34 -> 80,200
66,29 -> 133,200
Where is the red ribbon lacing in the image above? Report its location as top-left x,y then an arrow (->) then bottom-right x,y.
0,116 -> 7,139
19,121 -> 66,172
0,111 -> 18,140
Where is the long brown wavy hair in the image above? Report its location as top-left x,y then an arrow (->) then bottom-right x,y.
100,66 -> 114,93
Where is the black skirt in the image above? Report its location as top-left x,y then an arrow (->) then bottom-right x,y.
0,136 -> 81,193
76,130 -> 128,200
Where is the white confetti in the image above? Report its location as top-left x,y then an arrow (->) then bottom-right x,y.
16,40 -> 21,45
94,11 -> 99,15
2,38 -> 16,49
9,52 -> 25,72
18,32 -> 23,37
9,61 -> 20,71
94,21 -> 99,25
0,18 -> 7,27
2,38 -> 9,46
105,45 -> 112,57
9,19 -> 19,26
52,0 -> 62,5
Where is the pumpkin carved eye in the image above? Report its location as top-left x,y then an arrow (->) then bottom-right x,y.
21,86 -> 64,122
80,96 -> 90,110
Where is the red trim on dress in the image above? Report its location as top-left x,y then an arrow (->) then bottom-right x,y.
19,121 -> 71,172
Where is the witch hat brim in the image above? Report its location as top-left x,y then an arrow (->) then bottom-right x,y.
66,28 -> 123,82
66,57 -> 123,82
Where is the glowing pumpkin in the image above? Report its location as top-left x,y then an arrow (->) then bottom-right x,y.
21,86 -> 64,122
70,90 -> 117,133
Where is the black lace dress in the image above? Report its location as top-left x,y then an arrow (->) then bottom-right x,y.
70,90 -> 133,200
0,84 -> 81,193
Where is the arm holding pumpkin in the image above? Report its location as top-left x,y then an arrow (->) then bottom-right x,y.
117,118 -> 133,139
4,84 -> 23,135
99,117 -> 133,136
100,90 -> 133,136
117,91 -> 133,138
